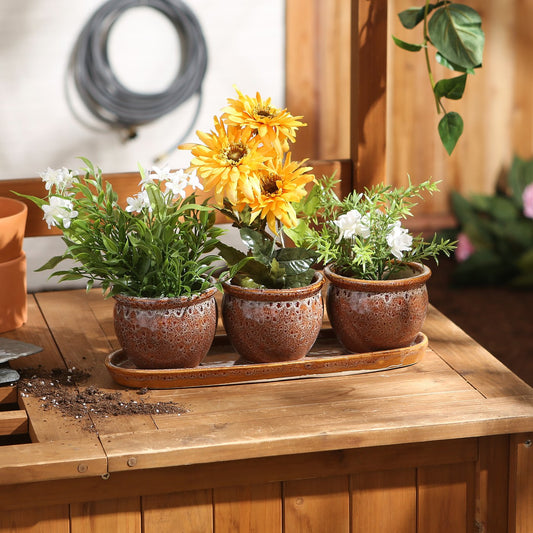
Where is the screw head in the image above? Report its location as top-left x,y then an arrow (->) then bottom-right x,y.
127,456 -> 137,467
524,440 -> 532,448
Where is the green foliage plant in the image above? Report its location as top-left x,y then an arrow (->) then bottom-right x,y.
393,1 -> 485,155
17,158 -> 224,298
286,176 -> 456,281
451,155 -> 533,286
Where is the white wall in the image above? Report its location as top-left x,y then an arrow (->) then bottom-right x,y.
0,0 -> 285,290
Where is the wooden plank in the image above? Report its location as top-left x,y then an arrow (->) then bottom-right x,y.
476,435 -> 509,533
352,0 -> 388,190
0,410 -> 27,436
70,497 -> 141,533
213,483 -> 281,532
101,392 -> 533,473
284,476 -> 350,532
509,433 -> 533,533
0,439 -> 107,485
424,306 -> 533,398
418,462 -> 476,533
0,386 -> 17,404
0,439 -> 477,510
317,0 -> 352,160
142,490 -> 212,533
7,295 -> 90,443
351,469 -> 416,533
285,0 -> 319,160
0,504 -> 70,533
33,290 -> 157,436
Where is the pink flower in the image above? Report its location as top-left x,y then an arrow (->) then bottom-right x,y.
523,183 -> 533,219
455,232 -> 475,262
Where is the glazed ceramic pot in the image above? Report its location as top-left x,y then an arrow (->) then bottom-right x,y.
221,273 -> 324,363
113,286 -> 218,369
0,252 -> 27,333
324,263 -> 431,353
0,197 -> 27,263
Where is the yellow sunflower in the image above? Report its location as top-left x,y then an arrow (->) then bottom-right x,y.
181,116 -> 267,206
245,154 -> 315,234
222,88 -> 306,154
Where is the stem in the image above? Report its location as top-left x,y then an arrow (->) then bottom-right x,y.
423,0 -> 445,114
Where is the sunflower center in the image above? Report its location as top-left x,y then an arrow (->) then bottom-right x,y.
224,143 -> 247,165
255,105 -> 276,119
262,174 -> 281,195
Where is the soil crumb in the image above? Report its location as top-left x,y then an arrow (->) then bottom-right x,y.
18,367 -> 186,431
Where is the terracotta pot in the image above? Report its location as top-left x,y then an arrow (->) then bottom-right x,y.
324,263 -> 431,353
113,286 -> 218,369
0,197 -> 27,263
0,252 -> 27,333
221,273 -> 324,363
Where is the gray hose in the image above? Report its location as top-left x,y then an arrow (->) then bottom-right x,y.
66,0 -> 207,145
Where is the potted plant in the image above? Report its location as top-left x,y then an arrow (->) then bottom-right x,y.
287,176 -> 456,353
181,89 -> 324,363
18,159 -> 223,369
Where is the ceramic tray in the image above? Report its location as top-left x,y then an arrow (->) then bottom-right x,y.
105,329 -> 428,389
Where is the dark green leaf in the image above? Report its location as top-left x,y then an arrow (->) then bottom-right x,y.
428,4 -> 484,70
438,112 -> 463,155
398,3 -> 443,28
392,35 -> 423,52
239,228 -> 274,264
434,74 -> 467,100
435,52 -> 476,73
508,155 -> 533,206
35,255 -> 66,272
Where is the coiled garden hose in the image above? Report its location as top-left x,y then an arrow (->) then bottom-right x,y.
66,0 -> 207,160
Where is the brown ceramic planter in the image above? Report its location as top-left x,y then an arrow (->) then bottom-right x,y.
113,287 -> 218,369
0,252 -> 27,333
221,273 -> 324,363
0,197 -> 27,263
324,263 -> 431,353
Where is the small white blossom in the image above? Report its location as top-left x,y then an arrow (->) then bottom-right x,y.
187,171 -> 203,191
126,190 -> 151,213
386,221 -> 413,260
164,169 -> 190,199
40,167 -> 77,193
138,166 -> 162,188
42,196 -> 78,228
334,210 -> 371,242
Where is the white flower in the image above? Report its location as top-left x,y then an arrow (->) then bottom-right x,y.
187,171 -> 203,191
386,221 -> 413,260
164,169 -> 190,199
334,209 -> 370,241
40,167 -> 77,193
126,190 -> 151,213
42,196 -> 78,228
139,166 -> 163,188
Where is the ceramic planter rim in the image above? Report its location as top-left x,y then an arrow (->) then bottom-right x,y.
113,285 -> 217,309
0,197 -> 27,220
222,271 -> 324,302
324,262 -> 431,292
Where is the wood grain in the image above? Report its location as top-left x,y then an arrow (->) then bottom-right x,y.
214,483 -> 281,532
0,410 -> 27,436
0,504 -> 69,533
351,469 -> 416,533
418,462 -> 476,533
284,476 -> 350,533
142,490 -> 213,533
70,497 -> 141,533
509,433 -> 533,533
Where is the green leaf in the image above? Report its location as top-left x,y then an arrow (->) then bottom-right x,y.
275,247 -> 317,276
398,3 -> 443,28
434,74 -> 467,100
239,228 -> 274,264
35,255 -> 66,272
435,52 -> 476,74
438,112 -> 463,155
392,35 -> 423,52
508,155 -> 533,206
428,4 -> 485,70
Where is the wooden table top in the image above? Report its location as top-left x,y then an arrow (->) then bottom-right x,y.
1,289 -> 533,486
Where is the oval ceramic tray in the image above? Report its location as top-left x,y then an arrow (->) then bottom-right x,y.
105,330 -> 428,389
